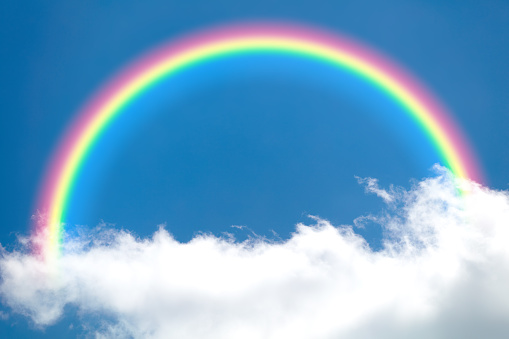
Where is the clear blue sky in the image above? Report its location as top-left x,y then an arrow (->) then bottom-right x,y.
1,0 -> 508,337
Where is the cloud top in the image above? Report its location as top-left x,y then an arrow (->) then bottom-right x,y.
1,168 -> 509,338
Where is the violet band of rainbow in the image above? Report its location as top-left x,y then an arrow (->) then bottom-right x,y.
36,23 -> 483,259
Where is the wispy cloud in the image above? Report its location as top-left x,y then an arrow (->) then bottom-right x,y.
355,176 -> 395,203
1,168 -> 509,338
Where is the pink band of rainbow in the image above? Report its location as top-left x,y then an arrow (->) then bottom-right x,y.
36,22 -> 483,259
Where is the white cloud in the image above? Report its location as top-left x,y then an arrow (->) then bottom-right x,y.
1,168 -> 509,338
355,176 -> 396,203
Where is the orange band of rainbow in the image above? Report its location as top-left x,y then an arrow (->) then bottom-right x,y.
36,23 -> 483,260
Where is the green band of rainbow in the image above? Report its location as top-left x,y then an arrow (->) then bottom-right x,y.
37,23 -> 483,259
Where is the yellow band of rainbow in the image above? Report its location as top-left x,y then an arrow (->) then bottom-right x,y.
36,23 -> 483,260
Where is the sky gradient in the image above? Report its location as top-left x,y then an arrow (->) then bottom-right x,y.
1,1 -> 508,338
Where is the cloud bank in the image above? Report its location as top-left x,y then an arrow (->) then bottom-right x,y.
1,168 -> 509,338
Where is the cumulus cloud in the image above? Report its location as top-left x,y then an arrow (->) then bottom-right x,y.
1,167 -> 509,338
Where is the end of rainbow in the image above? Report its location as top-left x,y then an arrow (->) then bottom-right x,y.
35,22 -> 484,261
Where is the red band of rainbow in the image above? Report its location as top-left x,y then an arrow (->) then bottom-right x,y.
36,22 -> 483,260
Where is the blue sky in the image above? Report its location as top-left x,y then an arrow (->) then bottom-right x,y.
1,1 -> 509,338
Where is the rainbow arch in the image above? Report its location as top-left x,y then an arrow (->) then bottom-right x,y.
36,22 -> 483,259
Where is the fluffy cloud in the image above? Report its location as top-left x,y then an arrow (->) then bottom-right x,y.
1,168 -> 509,338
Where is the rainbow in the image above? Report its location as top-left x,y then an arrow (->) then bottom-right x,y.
36,22 -> 483,260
